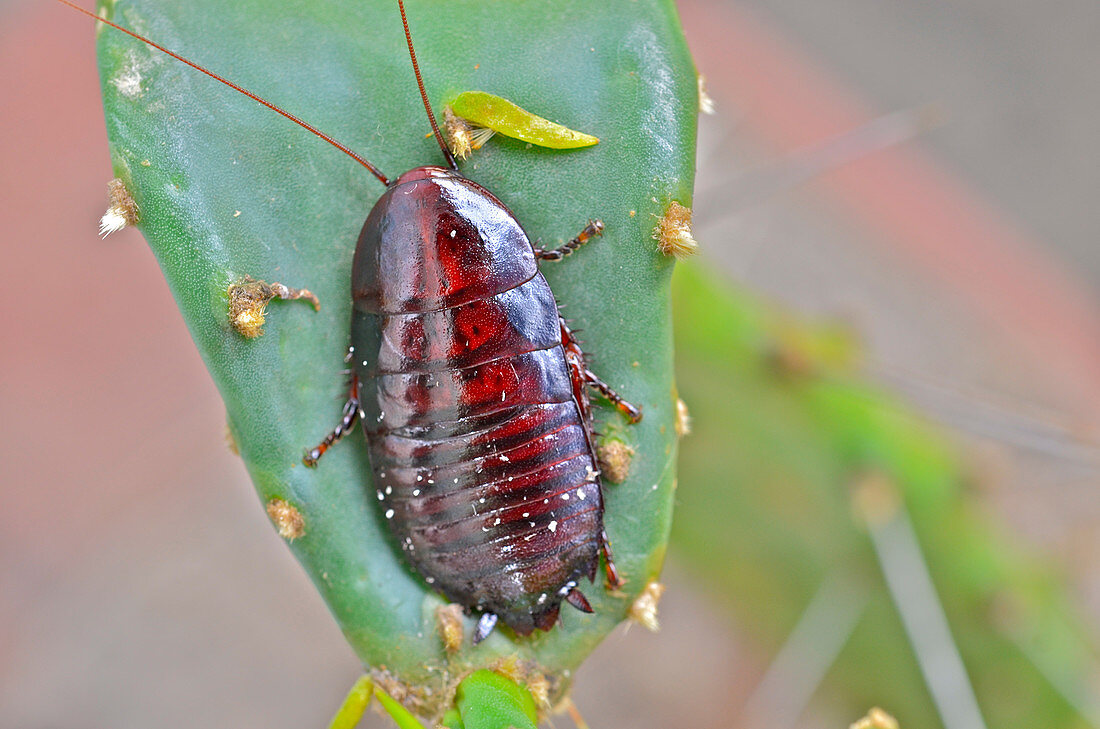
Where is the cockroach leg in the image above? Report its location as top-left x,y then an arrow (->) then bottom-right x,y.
472,612 -> 499,644
303,375 -> 361,467
600,529 -> 625,590
560,319 -> 593,419
535,219 -> 604,261
564,586 -> 594,613
583,368 -> 642,424
560,317 -> 642,423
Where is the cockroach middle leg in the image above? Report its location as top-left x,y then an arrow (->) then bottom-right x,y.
584,368 -> 642,424
559,317 -> 643,424
535,219 -> 604,261
303,374 -> 361,467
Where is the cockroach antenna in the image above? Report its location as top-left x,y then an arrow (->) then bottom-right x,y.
397,0 -> 458,171
54,0 -> 391,186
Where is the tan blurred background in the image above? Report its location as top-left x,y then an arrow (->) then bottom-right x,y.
2,0 -> 1098,727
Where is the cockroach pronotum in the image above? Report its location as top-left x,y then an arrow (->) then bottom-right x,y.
61,0 -> 642,643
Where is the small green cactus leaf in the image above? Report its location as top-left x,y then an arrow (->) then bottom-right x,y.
440,708 -> 465,729
455,671 -> 538,729
449,90 -> 599,149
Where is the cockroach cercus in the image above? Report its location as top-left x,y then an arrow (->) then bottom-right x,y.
62,0 -> 642,643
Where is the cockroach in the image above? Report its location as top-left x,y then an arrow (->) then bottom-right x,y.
62,0 -> 641,643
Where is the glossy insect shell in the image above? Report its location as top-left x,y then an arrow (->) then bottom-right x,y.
349,165 -> 604,635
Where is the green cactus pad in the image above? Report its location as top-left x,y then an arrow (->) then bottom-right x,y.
95,0 -> 696,716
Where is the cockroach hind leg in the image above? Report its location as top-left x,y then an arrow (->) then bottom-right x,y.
536,219 -> 604,261
583,369 -> 642,424
564,587 -> 594,614
303,378 -> 361,467
600,530 -> 625,590
536,605 -> 561,632
472,612 -> 499,644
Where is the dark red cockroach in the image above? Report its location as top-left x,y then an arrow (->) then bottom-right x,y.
62,0 -> 641,643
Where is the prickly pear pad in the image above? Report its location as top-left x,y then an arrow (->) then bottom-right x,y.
96,0 -> 696,714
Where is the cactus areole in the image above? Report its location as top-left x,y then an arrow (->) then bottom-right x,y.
69,0 -> 644,644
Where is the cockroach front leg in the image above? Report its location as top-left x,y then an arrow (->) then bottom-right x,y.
303,374 -> 361,467
535,219 -> 604,261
